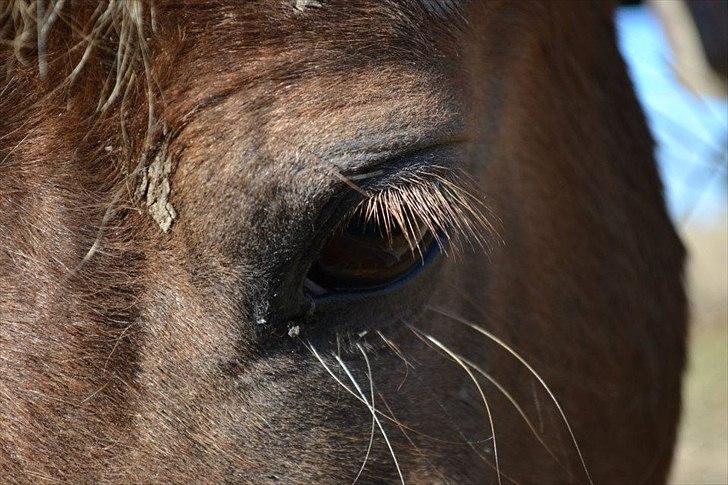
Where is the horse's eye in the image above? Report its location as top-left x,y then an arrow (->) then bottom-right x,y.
305,212 -> 435,294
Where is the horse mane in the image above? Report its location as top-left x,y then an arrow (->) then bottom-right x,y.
1,1 -> 152,84
0,1 -> 179,233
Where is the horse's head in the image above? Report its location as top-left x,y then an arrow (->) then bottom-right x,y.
0,1 -> 686,483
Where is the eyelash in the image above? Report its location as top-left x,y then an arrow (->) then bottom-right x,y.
347,166 -> 497,258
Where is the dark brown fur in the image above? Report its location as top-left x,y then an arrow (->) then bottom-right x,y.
0,1 -> 686,483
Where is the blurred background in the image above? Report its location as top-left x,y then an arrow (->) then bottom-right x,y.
616,1 -> 727,483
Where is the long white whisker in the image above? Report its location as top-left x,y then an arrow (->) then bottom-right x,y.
407,325 -> 502,485
306,343 -> 465,445
307,344 -> 363,404
376,330 -> 415,369
334,352 -> 406,485
429,306 -> 593,485
376,330 -> 413,391
352,344 -> 377,485
458,355 -> 568,474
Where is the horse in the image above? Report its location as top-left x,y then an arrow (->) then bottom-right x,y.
0,1 -> 687,483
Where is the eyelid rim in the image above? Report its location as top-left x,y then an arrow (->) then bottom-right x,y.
339,141 -> 464,190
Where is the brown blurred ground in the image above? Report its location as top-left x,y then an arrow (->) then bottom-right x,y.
669,216 -> 728,485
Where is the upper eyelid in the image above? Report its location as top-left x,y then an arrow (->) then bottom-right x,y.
336,139 -> 466,181
349,169 -> 386,181
339,166 -> 486,242
322,165 -> 438,235
322,146 -> 472,245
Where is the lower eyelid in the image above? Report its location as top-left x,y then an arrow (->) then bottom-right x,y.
304,238 -> 443,300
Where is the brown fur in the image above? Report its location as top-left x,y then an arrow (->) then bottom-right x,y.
0,1 -> 686,483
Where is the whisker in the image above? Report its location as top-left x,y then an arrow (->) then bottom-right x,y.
457,354 -> 568,474
426,394 -> 522,485
335,350 -> 405,485
352,343 -> 377,485
428,306 -> 594,485
378,392 -> 452,485
376,331 -> 415,369
308,342 -> 404,482
400,322 -> 568,471
406,325 -> 502,485
306,343 -> 472,446
376,330 -> 414,391
307,343 -> 368,406
404,346 -> 495,462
